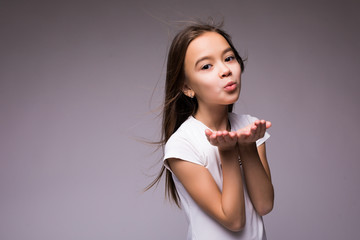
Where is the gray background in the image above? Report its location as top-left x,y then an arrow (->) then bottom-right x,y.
1,0 -> 359,239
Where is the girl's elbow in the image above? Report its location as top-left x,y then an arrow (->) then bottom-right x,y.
256,201 -> 274,216
255,190 -> 275,216
225,216 -> 246,232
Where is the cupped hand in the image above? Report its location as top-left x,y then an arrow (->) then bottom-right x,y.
205,129 -> 238,151
236,120 -> 271,145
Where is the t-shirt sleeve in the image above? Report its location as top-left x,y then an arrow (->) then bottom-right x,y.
163,133 -> 205,172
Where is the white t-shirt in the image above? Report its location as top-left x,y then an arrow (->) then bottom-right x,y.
164,113 -> 270,240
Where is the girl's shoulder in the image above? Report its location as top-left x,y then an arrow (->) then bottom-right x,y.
166,116 -> 208,145
164,116 -> 210,168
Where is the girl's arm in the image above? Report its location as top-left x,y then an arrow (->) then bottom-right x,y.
167,130 -> 246,232
237,120 -> 274,216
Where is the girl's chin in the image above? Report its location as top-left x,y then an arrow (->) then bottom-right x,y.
225,95 -> 240,104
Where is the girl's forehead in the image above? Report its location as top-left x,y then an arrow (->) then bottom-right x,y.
185,32 -> 231,63
188,32 -> 229,52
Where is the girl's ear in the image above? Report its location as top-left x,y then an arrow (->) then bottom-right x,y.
182,84 -> 195,98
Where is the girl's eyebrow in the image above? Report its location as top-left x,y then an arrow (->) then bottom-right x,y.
194,47 -> 234,67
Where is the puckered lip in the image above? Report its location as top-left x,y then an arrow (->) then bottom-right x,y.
224,81 -> 236,88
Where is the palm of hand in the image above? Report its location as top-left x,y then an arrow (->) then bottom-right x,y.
236,120 -> 271,145
205,120 -> 271,149
205,129 -> 238,151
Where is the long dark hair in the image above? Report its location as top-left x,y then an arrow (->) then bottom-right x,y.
147,22 -> 245,207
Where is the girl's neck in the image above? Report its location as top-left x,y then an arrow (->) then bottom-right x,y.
194,105 -> 229,131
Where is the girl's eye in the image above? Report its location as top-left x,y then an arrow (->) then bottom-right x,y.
225,56 -> 235,62
201,64 -> 211,70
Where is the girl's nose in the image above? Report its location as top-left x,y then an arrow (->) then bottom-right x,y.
219,65 -> 232,78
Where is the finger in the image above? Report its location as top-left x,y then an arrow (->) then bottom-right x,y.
221,130 -> 229,137
266,121 -> 272,129
205,129 -> 213,137
205,129 -> 213,142
227,131 -> 238,144
216,132 -> 226,144
258,120 -> 266,138
229,132 -> 237,142
211,131 -> 219,140
222,130 -> 232,143
228,131 -> 237,139
251,122 -> 258,133
250,123 -> 259,140
253,120 -> 266,141
209,132 -> 219,145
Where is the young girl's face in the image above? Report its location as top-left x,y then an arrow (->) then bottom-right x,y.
183,31 -> 241,108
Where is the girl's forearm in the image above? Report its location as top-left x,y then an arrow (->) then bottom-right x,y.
238,143 -> 274,216
219,148 -> 246,230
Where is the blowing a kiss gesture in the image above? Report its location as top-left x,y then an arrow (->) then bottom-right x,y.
204,119 -> 274,218
205,120 -> 272,150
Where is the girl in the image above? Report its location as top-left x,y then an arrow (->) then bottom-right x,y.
149,22 -> 274,240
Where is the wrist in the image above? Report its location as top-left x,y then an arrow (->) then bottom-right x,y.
238,143 -> 257,154
218,147 -> 238,159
